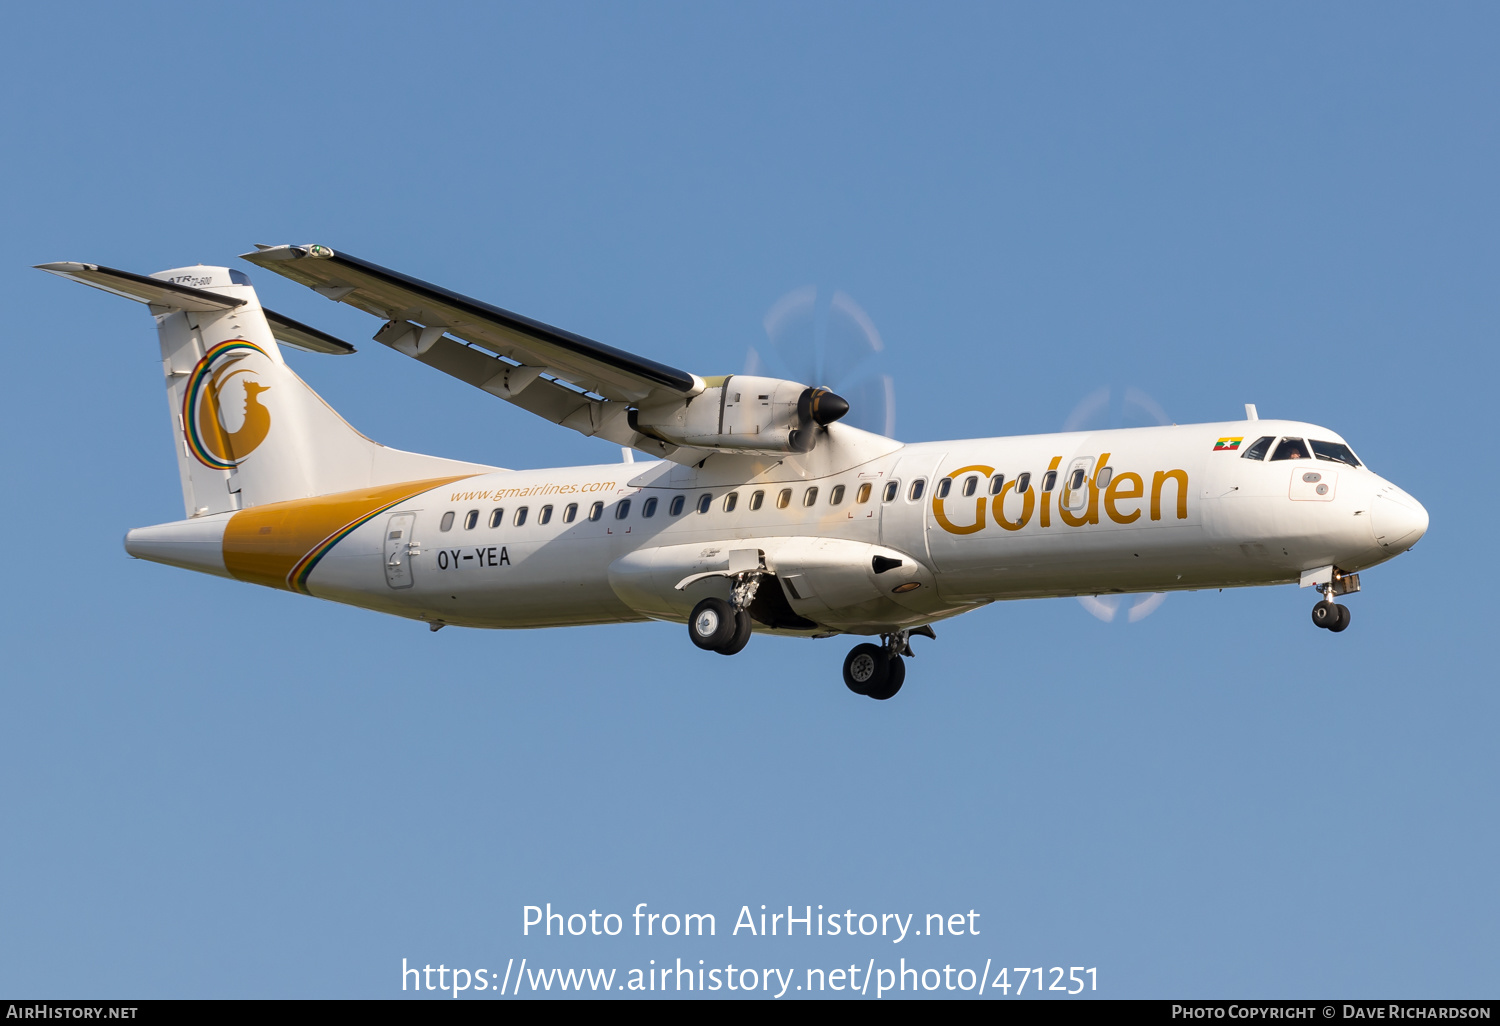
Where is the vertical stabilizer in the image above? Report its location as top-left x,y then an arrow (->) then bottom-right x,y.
37,262 -> 494,517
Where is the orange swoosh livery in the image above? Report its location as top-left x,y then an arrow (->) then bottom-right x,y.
223,476 -> 475,594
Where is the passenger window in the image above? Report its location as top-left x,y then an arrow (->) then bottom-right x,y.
616,499 -> 631,520
539,505 -> 553,525
856,482 -> 872,503
488,508 -> 505,528
1042,471 -> 1058,491
909,479 -> 925,501
563,503 -> 577,523
936,478 -> 952,499
1096,467 -> 1113,489
723,492 -> 738,512
440,511 -> 455,532
962,476 -> 977,498
1310,439 -> 1362,467
669,495 -> 685,516
642,497 -> 658,517
462,510 -> 478,530
990,474 -> 1005,495
883,481 -> 899,502
749,490 -> 764,511
803,487 -> 819,507
1241,435 -> 1275,461
1069,469 -> 1086,491
1270,437 -> 1310,461
1016,472 -> 1032,493
514,507 -> 528,526
830,484 -> 845,505
589,501 -> 604,522
777,488 -> 792,509
696,494 -> 712,514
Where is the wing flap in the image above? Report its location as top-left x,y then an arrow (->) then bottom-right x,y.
401,332 -> 633,443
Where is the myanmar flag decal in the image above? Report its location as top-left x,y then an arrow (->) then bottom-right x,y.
1214,437 -> 1244,451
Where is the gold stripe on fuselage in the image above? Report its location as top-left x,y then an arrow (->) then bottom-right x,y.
222,476 -> 475,590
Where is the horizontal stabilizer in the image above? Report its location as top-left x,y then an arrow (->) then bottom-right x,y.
35,261 -> 244,312
261,309 -> 356,355
37,261 -> 355,354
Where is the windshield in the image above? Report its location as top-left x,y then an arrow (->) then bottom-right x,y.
1241,435 -> 1275,461
1310,439 -> 1362,468
1269,437 -> 1310,461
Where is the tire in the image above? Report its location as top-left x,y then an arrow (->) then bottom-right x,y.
1310,600 -> 1338,629
1328,604 -> 1351,633
843,643 -> 888,696
689,597 -> 736,651
716,609 -> 753,656
867,656 -> 906,701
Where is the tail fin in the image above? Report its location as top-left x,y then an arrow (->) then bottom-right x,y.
38,262 -> 495,517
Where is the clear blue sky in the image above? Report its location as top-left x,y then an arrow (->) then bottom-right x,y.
1,2 -> 1494,999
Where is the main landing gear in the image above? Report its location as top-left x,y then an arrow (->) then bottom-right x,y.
842,626 -> 935,702
688,573 -> 761,656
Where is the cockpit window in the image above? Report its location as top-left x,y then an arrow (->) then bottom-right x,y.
1310,439 -> 1362,468
1241,435 -> 1275,461
1269,437 -> 1310,461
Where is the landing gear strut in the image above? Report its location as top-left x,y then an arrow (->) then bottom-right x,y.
687,572 -> 761,656
842,625 -> 935,701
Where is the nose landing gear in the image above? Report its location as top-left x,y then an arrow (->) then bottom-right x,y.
1311,599 -> 1351,632
842,625 -> 935,701
1307,569 -> 1358,633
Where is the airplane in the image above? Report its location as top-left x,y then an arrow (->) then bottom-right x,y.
36,246 -> 1430,700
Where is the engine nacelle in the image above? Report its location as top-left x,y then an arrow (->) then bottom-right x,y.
632,375 -> 848,453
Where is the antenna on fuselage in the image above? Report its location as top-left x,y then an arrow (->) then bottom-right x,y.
1245,403 -> 1259,420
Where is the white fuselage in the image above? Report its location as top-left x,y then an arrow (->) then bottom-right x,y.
125,418 -> 1428,637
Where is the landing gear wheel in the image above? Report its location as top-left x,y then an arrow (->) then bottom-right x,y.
1328,604 -> 1351,633
843,643 -> 888,696
866,656 -> 906,701
1310,600 -> 1339,629
716,609 -> 753,655
689,597 -> 736,651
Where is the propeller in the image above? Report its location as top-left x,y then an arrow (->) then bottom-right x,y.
1065,385 -> 1171,624
747,286 -> 896,438
789,385 -> 852,452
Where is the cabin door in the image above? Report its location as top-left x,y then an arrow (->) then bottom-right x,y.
383,513 -> 418,589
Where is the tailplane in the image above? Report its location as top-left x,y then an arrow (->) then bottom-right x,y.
37,261 -> 495,517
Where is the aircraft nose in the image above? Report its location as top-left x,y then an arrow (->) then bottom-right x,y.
1371,486 -> 1429,554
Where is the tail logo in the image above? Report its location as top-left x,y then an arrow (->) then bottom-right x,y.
183,340 -> 274,469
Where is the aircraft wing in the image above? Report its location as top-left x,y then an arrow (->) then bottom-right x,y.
240,244 -> 709,460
